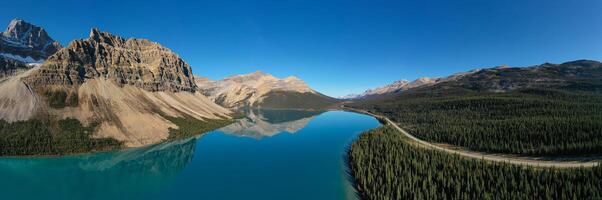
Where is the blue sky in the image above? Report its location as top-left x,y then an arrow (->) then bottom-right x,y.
3,0 -> 602,97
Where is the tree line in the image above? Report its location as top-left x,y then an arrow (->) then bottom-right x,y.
0,118 -> 122,156
350,89 -> 602,155
348,126 -> 602,200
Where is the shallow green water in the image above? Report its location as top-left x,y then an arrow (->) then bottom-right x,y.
0,110 -> 379,200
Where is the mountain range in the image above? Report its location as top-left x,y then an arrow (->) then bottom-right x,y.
346,60 -> 601,101
196,71 -> 339,110
0,19 -> 230,151
1,18 -> 601,156
0,19 -> 339,155
341,68 -> 484,99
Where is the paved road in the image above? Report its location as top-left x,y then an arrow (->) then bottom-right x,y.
342,106 -> 600,168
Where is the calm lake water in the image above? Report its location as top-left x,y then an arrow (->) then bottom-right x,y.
0,110 -> 379,200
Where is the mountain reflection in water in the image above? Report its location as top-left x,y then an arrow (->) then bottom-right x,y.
219,109 -> 323,139
0,137 -> 197,200
0,111 -> 381,200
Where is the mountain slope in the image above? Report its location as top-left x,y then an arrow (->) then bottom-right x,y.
0,19 -> 62,62
196,71 -> 339,110
0,19 -> 62,78
349,60 -> 602,156
0,29 -> 230,153
342,68 -> 483,99
26,28 -> 195,92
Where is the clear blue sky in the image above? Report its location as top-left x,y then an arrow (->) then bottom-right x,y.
3,0 -> 602,97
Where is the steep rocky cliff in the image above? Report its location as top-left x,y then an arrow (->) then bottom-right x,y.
0,57 -> 29,79
26,28 -> 195,92
0,19 -> 62,62
0,29 -> 230,150
0,19 -> 62,78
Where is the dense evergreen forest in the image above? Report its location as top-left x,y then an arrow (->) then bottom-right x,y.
258,90 -> 341,110
0,114 -> 234,156
0,118 -> 122,156
348,126 -> 602,200
165,115 -> 234,140
351,88 -> 602,156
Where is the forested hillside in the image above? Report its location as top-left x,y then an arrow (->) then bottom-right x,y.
350,60 -> 602,155
348,126 -> 602,199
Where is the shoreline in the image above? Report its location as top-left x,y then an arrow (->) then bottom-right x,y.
0,119 -> 236,158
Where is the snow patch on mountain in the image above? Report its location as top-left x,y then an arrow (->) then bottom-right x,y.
0,53 -> 43,63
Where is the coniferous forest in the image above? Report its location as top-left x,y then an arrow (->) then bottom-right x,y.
0,118 -> 122,156
348,126 -> 602,200
350,89 -> 602,156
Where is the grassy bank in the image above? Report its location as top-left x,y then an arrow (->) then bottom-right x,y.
347,126 -> 602,200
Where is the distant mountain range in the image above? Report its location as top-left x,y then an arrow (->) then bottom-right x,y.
341,68 -> 484,99
343,60 -> 602,99
196,71 -> 340,110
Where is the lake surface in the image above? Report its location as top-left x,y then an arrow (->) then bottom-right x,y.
0,110 -> 379,200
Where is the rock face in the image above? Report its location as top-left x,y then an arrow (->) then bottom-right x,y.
26,28 -> 195,92
0,19 -> 61,78
196,71 -> 319,109
0,57 -> 29,79
0,28 -> 230,148
219,109 -> 322,139
0,19 -> 61,62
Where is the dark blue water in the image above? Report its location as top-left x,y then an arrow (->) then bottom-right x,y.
0,111 -> 379,200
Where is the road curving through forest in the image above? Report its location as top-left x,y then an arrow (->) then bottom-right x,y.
341,106 -> 601,168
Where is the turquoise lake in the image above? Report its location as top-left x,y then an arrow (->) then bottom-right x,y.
0,110 -> 379,200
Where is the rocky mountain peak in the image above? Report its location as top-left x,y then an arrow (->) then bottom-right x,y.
196,71 -> 317,108
283,76 -> 302,82
25,29 -> 196,92
249,70 -> 268,76
88,28 -> 121,44
0,18 -> 62,62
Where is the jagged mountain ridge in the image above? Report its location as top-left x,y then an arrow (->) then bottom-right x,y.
0,19 -> 62,62
25,28 -> 195,92
342,68 -> 485,99
348,60 -> 602,100
0,28 -> 230,148
196,71 -> 339,110
433,60 -> 602,92
0,19 -> 62,78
